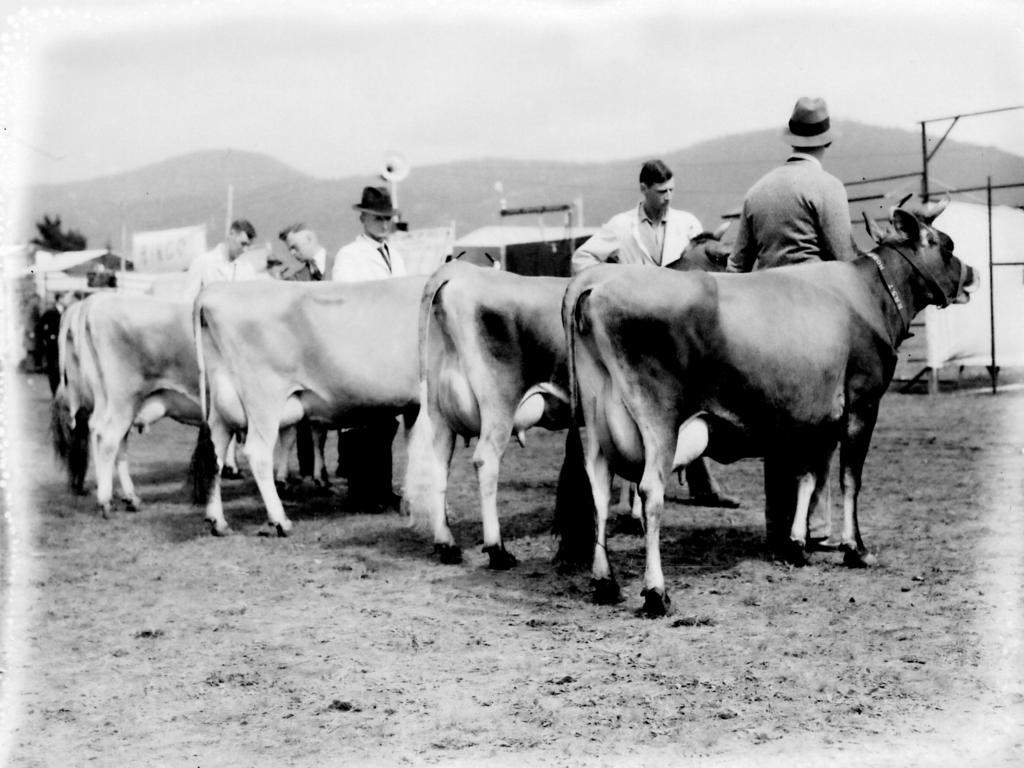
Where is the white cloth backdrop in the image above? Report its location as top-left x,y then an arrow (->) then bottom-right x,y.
925,201 -> 1024,369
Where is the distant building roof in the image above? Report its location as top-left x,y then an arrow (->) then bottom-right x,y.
27,249 -> 130,275
454,225 -> 597,248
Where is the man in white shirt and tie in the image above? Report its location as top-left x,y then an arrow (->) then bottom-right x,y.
329,186 -> 405,512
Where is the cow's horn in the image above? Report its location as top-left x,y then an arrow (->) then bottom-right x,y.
925,195 -> 950,222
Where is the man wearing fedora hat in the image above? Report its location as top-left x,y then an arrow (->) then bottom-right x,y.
329,186 -> 406,512
727,96 -> 861,553
330,186 -> 406,281
727,96 -> 858,273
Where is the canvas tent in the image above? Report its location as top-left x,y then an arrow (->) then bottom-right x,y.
452,225 -> 597,277
24,249 -> 133,295
924,201 -> 1024,377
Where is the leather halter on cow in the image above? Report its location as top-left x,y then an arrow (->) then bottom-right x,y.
562,200 -> 978,617
404,228 -> 736,571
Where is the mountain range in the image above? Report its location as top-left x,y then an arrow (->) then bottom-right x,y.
11,119 -> 1024,256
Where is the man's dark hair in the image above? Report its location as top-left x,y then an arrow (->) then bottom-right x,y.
639,159 -> 673,187
278,222 -> 308,242
229,219 -> 257,240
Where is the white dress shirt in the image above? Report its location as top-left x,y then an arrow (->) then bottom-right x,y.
182,243 -> 261,303
330,234 -> 407,283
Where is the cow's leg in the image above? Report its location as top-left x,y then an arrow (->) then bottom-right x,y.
840,412 -> 880,568
684,458 -> 740,509
114,437 -> 142,512
245,402 -> 299,536
611,482 -> 645,536
203,416 -> 235,536
763,455 -> 798,560
473,423 -> 517,570
429,423 -> 460,564
402,391 -> 462,563
786,472 -> 819,567
117,395 -> 172,512
312,426 -> 329,486
631,417 -> 710,617
275,426 -> 296,485
224,435 -> 240,476
637,463 -> 670,617
579,425 -> 619,604
90,411 -> 132,519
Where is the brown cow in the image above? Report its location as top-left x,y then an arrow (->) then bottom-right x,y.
192,277 -> 425,536
404,229 -> 737,569
562,200 -> 978,616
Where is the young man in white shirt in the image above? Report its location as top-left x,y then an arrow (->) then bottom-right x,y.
182,219 -> 259,304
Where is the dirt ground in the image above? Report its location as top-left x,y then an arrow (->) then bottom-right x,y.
1,370 -> 1023,767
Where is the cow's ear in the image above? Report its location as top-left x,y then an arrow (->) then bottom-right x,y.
891,208 -> 922,244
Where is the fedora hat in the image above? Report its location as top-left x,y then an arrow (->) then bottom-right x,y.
353,186 -> 399,217
783,96 -> 833,147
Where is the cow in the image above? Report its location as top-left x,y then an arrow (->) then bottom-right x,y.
403,227 -> 737,570
51,293 -> 210,517
191,276 -> 427,536
561,200 -> 978,616
50,292 -> 307,517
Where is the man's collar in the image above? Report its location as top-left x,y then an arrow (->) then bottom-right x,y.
787,151 -> 822,168
638,202 -> 668,225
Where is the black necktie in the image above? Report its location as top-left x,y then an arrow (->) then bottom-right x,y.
378,243 -> 392,273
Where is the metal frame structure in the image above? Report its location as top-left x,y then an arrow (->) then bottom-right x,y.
835,107 -> 1024,394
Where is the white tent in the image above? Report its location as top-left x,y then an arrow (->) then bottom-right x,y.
925,201 -> 1024,372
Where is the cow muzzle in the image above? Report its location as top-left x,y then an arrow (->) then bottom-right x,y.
955,263 -> 980,305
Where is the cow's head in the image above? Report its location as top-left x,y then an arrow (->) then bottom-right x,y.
884,199 -> 978,308
669,222 -> 731,273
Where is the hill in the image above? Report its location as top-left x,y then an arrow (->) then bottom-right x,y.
10,120 -> 1024,256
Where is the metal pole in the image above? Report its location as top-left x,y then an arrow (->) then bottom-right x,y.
986,176 -> 998,394
225,184 -> 234,235
920,122 -> 929,203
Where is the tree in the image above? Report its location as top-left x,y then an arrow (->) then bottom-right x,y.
31,214 -> 87,251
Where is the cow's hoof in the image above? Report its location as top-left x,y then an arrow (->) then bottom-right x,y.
434,543 -> 463,565
123,497 -> 142,513
842,547 -> 877,568
784,540 -> 809,567
274,520 -> 293,538
611,514 -> 645,537
221,466 -> 244,481
207,519 -> 231,537
640,587 -> 673,618
98,504 -> 112,520
483,544 -> 517,570
591,577 -> 623,605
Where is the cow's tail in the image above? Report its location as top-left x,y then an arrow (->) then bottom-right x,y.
553,282 -> 598,570
50,395 -> 90,496
402,272 -> 452,531
51,304 -> 90,495
188,297 -> 218,505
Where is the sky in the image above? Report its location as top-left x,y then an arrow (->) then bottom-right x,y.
1,0 -> 1023,193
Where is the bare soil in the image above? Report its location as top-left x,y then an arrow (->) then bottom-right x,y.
2,370 -> 1023,767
